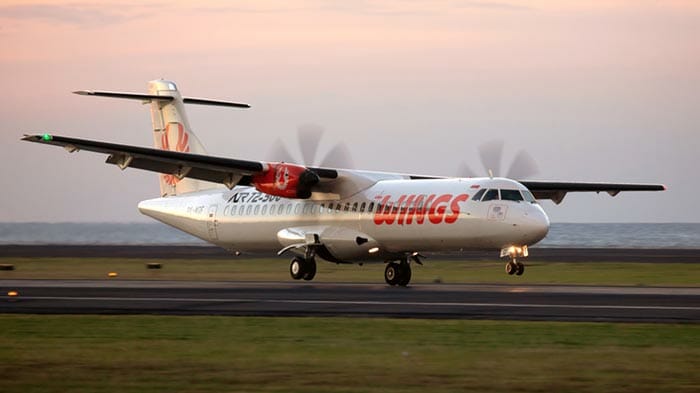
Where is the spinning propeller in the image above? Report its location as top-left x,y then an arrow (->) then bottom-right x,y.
268,124 -> 354,169
458,139 -> 539,179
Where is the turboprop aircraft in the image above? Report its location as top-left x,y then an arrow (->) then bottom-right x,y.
22,80 -> 665,286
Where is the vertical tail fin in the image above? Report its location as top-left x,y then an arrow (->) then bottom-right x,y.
147,80 -> 210,196
74,80 -> 250,196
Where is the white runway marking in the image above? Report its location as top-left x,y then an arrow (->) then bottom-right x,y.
17,296 -> 700,311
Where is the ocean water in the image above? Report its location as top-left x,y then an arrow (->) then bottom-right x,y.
0,222 -> 698,248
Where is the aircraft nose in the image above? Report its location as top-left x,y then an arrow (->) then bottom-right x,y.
521,206 -> 550,244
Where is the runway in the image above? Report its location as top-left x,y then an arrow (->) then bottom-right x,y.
2,245 -> 699,262
2,280 -> 698,323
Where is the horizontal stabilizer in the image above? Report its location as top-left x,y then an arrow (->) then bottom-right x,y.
182,97 -> 250,108
74,90 -> 250,108
73,90 -> 173,101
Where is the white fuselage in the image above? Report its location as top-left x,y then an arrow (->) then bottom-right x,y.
138,177 -> 550,263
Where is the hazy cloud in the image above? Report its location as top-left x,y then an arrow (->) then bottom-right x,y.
0,3 -> 153,26
190,0 -> 531,17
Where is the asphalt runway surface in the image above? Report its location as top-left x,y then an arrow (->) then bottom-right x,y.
2,280 -> 698,323
2,245 -> 698,262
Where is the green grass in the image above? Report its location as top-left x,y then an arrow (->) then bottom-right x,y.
1,257 -> 699,286
0,315 -> 698,393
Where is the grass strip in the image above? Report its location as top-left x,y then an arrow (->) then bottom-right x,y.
1,257 -> 699,286
0,315 -> 698,393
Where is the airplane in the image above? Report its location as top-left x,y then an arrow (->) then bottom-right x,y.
22,80 -> 665,286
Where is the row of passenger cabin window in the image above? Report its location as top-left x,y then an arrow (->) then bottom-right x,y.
471,188 -> 538,203
223,201 -> 379,217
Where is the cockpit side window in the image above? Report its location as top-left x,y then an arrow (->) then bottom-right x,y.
522,190 -> 538,203
472,189 -> 486,201
500,189 -> 524,202
481,189 -> 500,201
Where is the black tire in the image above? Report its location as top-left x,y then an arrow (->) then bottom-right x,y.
397,262 -> 412,287
384,263 -> 399,286
290,257 -> 305,280
516,263 -> 525,276
302,259 -> 317,281
505,262 -> 516,275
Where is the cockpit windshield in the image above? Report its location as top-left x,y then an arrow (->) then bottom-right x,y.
472,188 -> 538,203
471,189 -> 486,201
481,189 -> 500,201
500,189 -> 523,202
522,190 -> 537,203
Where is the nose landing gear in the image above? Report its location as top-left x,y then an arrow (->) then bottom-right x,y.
501,246 -> 528,276
505,259 -> 525,276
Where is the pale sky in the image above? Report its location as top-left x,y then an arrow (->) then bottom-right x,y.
1,0 -> 698,223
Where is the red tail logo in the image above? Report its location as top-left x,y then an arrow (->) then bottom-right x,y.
161,123 -> 190,186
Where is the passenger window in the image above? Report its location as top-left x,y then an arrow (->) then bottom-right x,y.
224,206 -> 230,216
254,205 -> 260,215
294,204 -> 301,214
501,189 -> 523,202
231,206 -> 237,215
352,202 -> 358,212
270,205 -> 275,215
302,204 -> 310,214
335,203 -> 341,212
481,189 -> 500,201
344,203 -> 350,212
360,202 -> 366,213
286,204 -> 292,215
522,190 -> 537,203
278,205 -> 285,215
472,189 -> 486,201
246,205 -> 253,215
261,205 -> 268,215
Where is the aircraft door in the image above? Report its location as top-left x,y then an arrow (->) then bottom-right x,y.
207,204 -> 219,241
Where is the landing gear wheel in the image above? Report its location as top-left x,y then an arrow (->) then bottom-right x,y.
384,263 -> 400,286
505,261 -> 517,275
290,257 -> 305,280
516,262 -> 525,276
302,259 -> 317,281
397,262 -> 412,287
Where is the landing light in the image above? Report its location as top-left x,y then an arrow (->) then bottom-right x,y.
7,290 -> 18,297
369,247 -> 379,254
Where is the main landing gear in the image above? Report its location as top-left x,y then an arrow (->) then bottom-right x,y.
384,259 -> 411,287
289,256 -> 317,281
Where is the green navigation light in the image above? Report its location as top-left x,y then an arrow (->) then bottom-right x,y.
42,134 -> 53,141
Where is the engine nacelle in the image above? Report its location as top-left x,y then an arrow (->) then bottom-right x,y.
252,162 -> 320,199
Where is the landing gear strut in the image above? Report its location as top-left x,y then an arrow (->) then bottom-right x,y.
290,256 -> 317,281
385,259 -> 411,287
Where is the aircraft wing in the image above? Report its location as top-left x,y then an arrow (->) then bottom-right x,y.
22,134 -> 665,202
519,180 -> 666,204
21,134 -> 338,190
